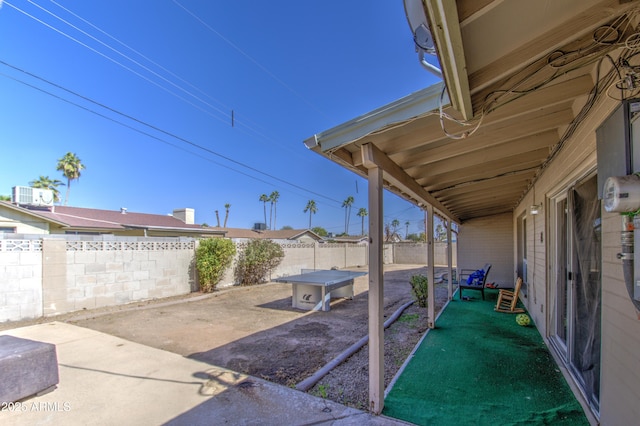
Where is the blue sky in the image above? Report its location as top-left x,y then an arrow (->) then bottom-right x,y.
0,0 -> 440,235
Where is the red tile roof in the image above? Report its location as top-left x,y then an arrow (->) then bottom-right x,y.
2,203 -> 222,234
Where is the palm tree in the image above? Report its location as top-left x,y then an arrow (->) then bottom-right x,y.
56,152 -> 85,206
405,221 -> 410,239
342,195 -> 354,234
215,210 -> 220,227
385,219 -> 400,241
357,207 -> 368,236
270,191 -> 280,230
223,203 -> 231,227
303,200 -> 317,229
29,175 -> 65,203
259,194 -> 269,226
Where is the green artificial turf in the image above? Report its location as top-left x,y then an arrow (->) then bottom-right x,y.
383,290 -> 589,425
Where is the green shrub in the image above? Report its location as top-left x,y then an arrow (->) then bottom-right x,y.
410,274 -> 429,308
195,238 -> 236,292
235,239 -> 284,285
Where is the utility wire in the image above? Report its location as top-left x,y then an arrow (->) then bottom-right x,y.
0,59 -> 343,206
171,0 -> 332,121
3,0 -> 232,128
18,0 -> 316,160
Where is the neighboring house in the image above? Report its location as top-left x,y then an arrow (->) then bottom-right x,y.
222,227 -> 322,243
0,202 -> 225,238
305,1 -> 640,423
324,235 -> 369,244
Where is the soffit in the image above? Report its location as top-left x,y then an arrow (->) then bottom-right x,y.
308,0 -> 640,223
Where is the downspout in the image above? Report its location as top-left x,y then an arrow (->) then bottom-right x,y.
418,49 -> 443,79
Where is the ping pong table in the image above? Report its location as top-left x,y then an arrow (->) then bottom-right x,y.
273,269 -> 367,311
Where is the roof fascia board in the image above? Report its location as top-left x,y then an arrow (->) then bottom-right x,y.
124,224 -> 225,234
0,202 -> 69,227
305,82 -> 448,153
424,0 -> 473,120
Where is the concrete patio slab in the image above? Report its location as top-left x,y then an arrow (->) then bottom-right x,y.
0,322 -> 405,425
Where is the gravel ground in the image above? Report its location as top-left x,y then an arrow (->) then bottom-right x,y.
0,264 -> 453,411
308,282 -> 449,410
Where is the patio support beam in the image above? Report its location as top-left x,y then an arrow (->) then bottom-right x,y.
447,220 -> 453,300
426,204 -> 435,329
360,143 -> 459,224
367,164 -> 384,414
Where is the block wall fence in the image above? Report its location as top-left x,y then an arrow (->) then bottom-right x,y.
0,236 -> 455,322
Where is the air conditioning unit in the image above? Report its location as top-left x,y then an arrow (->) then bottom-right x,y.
12,186 -> 54,206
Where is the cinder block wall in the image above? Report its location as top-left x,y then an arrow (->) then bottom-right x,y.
218,242 -> 369,287
45,240 -> 196,315
0,240 -> 43,322
392,242 -> 456,265
2,237 -> 455,321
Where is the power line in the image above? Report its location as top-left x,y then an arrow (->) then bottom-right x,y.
171,0 -> 332,121
0,60 -> 343,205
14,0 -> 315,161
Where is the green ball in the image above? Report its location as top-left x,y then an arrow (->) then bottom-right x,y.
516,314 -> 530,326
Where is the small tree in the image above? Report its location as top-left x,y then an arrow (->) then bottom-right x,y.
196,238 -> 236,292
312,226 -> 328,237
235,239 -> 284,285
410,274 -> 429,308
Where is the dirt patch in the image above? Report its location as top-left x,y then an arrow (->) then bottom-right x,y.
0,264 -> 452,410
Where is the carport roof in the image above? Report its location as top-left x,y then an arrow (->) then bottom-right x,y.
305,0 -> 640,223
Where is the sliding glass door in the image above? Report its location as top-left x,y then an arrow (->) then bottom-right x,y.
550,176 -> 601,412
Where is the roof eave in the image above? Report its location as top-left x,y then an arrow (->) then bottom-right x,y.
304,82 -> 448,153
424,0 -> 473,120
124,224 -> 226,235
0,202 -> 69,227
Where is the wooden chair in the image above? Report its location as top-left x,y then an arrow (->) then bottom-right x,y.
458,263 -> 491,300
495,277 -> 525,313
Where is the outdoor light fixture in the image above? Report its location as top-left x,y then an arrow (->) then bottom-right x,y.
530,204 -> 542,215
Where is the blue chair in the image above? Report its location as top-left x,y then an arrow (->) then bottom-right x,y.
458,263 -> 491,300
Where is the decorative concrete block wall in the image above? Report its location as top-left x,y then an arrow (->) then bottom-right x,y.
49,240 -> 196,315
0,237 -> 196,322
0,240 -> 43,322
391,242 -> 456,265
2,237 -> 456,321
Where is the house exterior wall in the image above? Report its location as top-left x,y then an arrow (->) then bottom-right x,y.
600,210 -> 640,425
0,208 -> 49,234
458,213 -> 514,287
512,93 -> 640,423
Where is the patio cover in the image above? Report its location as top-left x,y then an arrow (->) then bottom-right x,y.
304,0 -> 640,415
